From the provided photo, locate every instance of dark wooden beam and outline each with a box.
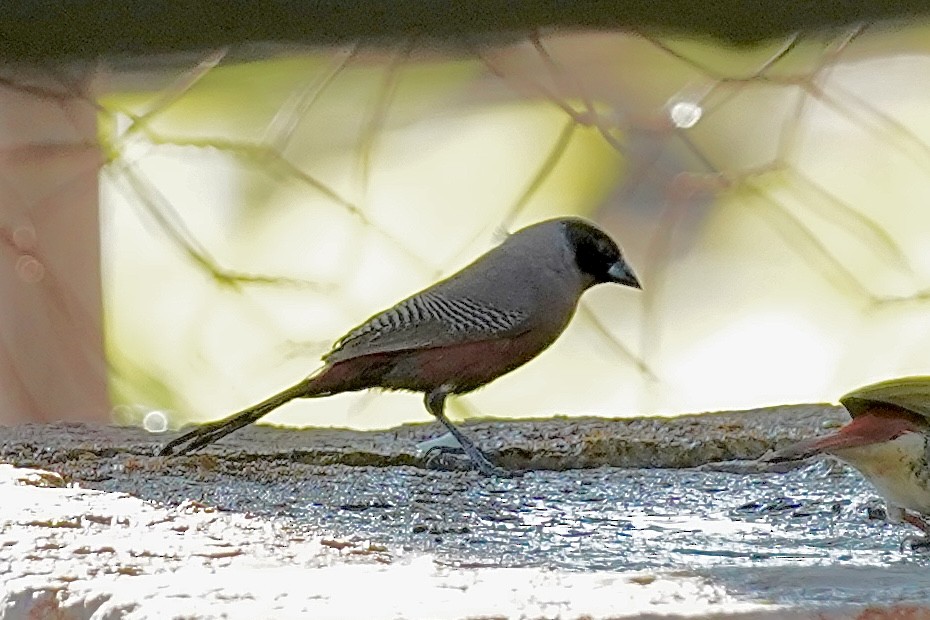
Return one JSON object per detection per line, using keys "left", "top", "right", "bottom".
{"left": 0, "top": 0, "right": 928, "bottom": 62}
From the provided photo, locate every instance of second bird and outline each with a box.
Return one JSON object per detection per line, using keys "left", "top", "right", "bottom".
{"left": 772, "top": 376, "right": 930, "bottom": 550}
{"left": 159, "top": 216, "right": 642, "bottom": 475}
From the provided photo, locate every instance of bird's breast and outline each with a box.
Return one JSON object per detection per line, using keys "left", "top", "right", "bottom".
{"left": 833, "top": 431, "right": 930, "bottom": 514}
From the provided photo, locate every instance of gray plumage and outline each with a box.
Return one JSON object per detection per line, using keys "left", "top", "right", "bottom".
{"left": 160, "top": 216, "right": 641, "bottom": 475}
{"left": 325, "top": 291, "right": 528, "bottom": 364}
{"left": 326, "top": 219, "right": 603, "bottom": 366}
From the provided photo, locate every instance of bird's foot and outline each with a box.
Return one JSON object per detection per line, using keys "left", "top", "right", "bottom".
{"left": 899, "top": 511, "right": 930, "bottom": 552}
{"left": 900, "top": 534, "right": 930, "bottom": 553}
{"left": 865, "top": 503, "right": 887, "bottom": 522}
{"left": 470, "top": 455, "right": 515, "bottom": 478}
{"left": 422, "top": 446, "right": 514, "bottom": 478}
{"left": 423, "top": 446, "right": 472, "bottom": 472}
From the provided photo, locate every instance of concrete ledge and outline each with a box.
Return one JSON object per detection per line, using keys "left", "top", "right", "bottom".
{"left": 4, "top": 409, "right": 929, "bottom": 619}
{"left": 3, "top": 463, "right": 926, "bottom": 620}
{"left": 0, "top": 403, "right": 843, "bottom": 472}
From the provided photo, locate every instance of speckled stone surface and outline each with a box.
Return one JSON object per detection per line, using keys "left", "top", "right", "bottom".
{"left": 5, "top": 405, "right": 930, "bottom": 619}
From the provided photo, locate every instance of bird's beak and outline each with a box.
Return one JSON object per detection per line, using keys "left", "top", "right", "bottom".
{"left": 607, "top": 261, "right": 641, "bottom": 289}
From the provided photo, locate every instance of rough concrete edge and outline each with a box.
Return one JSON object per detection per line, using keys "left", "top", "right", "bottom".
{"left": 0, "top": 403, "right": 845, "bottom": 473}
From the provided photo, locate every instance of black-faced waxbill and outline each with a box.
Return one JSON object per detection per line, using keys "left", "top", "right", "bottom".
{"left": 160, "top": 217, "right": 641, "bottom": 476}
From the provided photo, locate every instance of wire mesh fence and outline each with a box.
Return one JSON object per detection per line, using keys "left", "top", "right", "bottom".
{"left": 2, "top": 23, "right": 930, "bottom": 429}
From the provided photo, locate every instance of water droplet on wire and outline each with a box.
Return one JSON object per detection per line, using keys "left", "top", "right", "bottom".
{"left": 668, "top": 101, "right": 703, "bottom": 129}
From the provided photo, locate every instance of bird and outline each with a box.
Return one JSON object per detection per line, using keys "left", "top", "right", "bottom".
{"left": 159, "top": 216, "right": 642, "bottom": 476}
{"left": 771, "top": 376, "right": 930, "bottom": 550}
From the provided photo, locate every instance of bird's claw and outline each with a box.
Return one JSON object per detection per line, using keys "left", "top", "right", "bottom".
{"left": 422, "top": 446, "right": 515, "bottom": 478}
{"left": 899, "top": 534, "right": 930, "bottom": 553}
{"left": 423, "top": 446, "right": 471, "bottom": 472}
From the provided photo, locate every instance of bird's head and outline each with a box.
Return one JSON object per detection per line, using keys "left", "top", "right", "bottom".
{"left": 561, "top": 218, "right": 641, "bottom": 290}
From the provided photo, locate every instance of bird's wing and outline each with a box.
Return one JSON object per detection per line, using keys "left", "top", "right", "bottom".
{"left": 322, "top": 290, "right": 531, "bottom": 365}
{"left": 840, "top": 376, "right": 930, "bottom": 421}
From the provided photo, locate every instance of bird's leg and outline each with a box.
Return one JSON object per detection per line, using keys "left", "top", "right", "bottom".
{"left": 899, "top": 511, "right": 930, "bottom": 552}
{"left": 423, "top": 388, "right": 509, "bottom": 477}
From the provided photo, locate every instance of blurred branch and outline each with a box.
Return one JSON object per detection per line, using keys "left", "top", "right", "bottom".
{"left": 0, "top": 1, "right": 928, "bottom": 62}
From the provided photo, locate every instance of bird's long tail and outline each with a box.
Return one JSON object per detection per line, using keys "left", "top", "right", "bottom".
{"left": 159, "top": 376, "right": 323, "bottom": 456}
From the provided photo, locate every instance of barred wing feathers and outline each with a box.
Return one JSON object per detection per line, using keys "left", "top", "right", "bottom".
{"left": 322, "top": 291, "right": 530, "bottom": 365}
